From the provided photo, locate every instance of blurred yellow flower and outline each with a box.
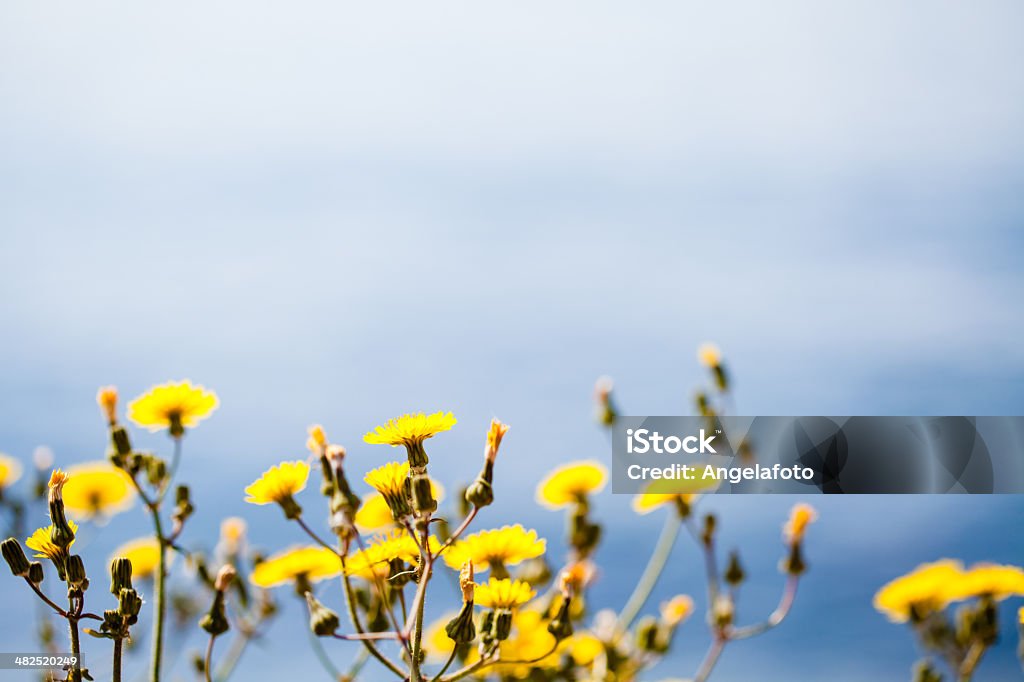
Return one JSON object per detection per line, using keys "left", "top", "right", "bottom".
{"left": 128, "top": 380, "right": 218, "bottom": 434}
{"left": 345, "top": 530, "right": 435, "bottom": 580}
{"left": 111, "top": 537, "right": 164, "bottom": 578}
{"left": 943, "top": 563, "right": 1024, "bottom": 602}
{"left": 363, "top": 412, "right": 457, "bottom": 447}
{"left": 0, "top": 454, "right": 23, "bottom": 490}
{"left": 494, "top": 610, "right": 561, "bottom": 677}
{"left": 874, "top": 559, "right": 964, "bottom": 623}
{"left": 1019, "top": 605, "right": 1024, "bottom": 625}
{"left": 783, "top": 503, "right": 818, "bottom": 544}
{"left": 354, "top": 493, "right": 395, "bottom": 532}
{"left": 96, "top": 385, "right": 118, "bottom": 423}
{"left": 564, "top": 632, "right": 603, "bottom": 666}
{"left": 632, "top": 492, "right": 700, "bottom": 515}
{"left": 697, "top": 342, "right": 722, "bottom": 368}
{"left": 536, "top": 461, "right": 607, "bottom": 509}
{"left": 442, "top": 525, "right": 546, "bottom": 573}
{"left": 26, "top": 520, "right": 79, "bottom": 562}
{"left": 661, "top": 595, "right": 694, "bottom": 626}
{"left": 250, "top": 546, "right": 341, "bottom": 588}
{"left": 61, "top": 462, "right": 136, "bottom": 519}
{"left": 220, "top": 517, "right": 247, "bottom": 554}
{"left": 244, "top": 461, "right": 310, "bottom": 505}
{"left": 306, "top": 424, "right": 328, "bottom": 453}
{"left": 475, "top": 578, "right": 535, "bottom": 610}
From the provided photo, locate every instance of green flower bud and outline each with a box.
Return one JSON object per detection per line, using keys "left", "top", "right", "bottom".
{"left": 2, "top": 538, "right": 30, "bottom": 577}
{"left": 411, "top": 472, "right": 436, "bottom": 515}
{"left": 465, "top": 461, "right": 495, "bottom": 509}
{"left": 480, "top": 610, "right": 496, "bottom": 645}
{"left": 66, "top": 555, "right": 87, "bottom": 589}
{"left": 701, "top": 514, "right": 717, "bottom": 548}
{"left": 493, "top": 610, "right": 513, "bottom": 642}
{"left": 305, "top": 592, "right": 340, "bottom": 637}
{"left": 146, "top": 457, "right": 167, "bottom": 487}
{"left": 781, "top": 542, "right": 806, "bottom": 576}
{"left": 444, "top": 601, "right": 477, "bottom": 644}
{"left": 724, "top": 551, "right": 745, "bottom": 586}
{"left": 28, "top": 562, "right": 44, "bottom": 584}
{"left": 635, "top": 616, "right": 662, "bottom": 653}
{"left": 110, "top": 426, "right": 133, "bottom": 458}
{"left": 118, "top": 588, "right": 142, "bottom": 619}
{"left": 110, "top": 557, "right": 133, "bottom": 595}
{"left": 200, "top": 592, "right": 230, "bottom": 636}
{"left": 547, "top": 597, "right": 574, "bottom": 641}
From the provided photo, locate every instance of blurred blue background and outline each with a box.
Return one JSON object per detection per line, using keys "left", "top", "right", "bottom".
{"left": 2, "top": 1, "right": 1024, "bottom": 679}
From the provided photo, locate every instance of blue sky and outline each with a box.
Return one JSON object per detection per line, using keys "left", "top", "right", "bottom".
{"left": 2, "top": 1, "right": 1024, "bottom": 679}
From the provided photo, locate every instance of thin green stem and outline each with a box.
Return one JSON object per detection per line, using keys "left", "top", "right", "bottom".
{"left": 149, "top": 503, "right": 167, "bottom": 682}
{"left": 693, "top": 635, "right": 726, "bottom": 682}
{"left": 616, "top": 511, "right": 681, "bottom": 631}
{"left": 307, "top": 628, "right": 341, "bottom": 681}
{"left": 409, "top": 524, "right": 430, "bottom": 682}
{"left": 429, "top": 649, "right": 458, "bottom": 682}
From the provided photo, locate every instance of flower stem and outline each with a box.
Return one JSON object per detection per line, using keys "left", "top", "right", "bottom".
{"left": 307, "top": 628, "right": 340, "bottom": 681}
{"left": 149, "top": 503, "right": 167, "bottom": 682}
{"left": 693, "top": 634, "right": 726, "bottom": 682}
{"left": 113, "top": 638, "right": 123, "bottom": 682}
{"left": 68, "top": 607, "right": 82, "bottom": 682}
{"left": 616, "top": 511, "right": 681, "bottom": 631}
{"left": 339, "top": 558, "right": 406, "bottom": 679}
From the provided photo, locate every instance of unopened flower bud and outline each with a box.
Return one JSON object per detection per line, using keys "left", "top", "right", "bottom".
{"left": 118, "top": 588, "right": 142, "bottom": 618}
{"left": 783, "top": 503, "right": 817, "bottom": 545}
{"left": 215, "top": 564, "right": 237, "bottom": 592}
{"left": 724, "top": 551, "right": 745, "bottom": 586}
{"left": 305, "top": 592, "right": 339, "bottom": 637}
{"left": 307, "top": 424, "right": 328, "bottom": 455}
{"left": 660, "top": 595, "right": 693, "bottom": 628}
{"left": 444, "top": 601, "right": 477, "bottom": 643}
{"left": 493, "top": 610, "right": 513, "bottom": 641}
{"left": 781, "top": 542, "right": 807, "bottom": 576}
{"left": 410, "top": 473, "right": 436, "bottom": 515}
{"left": 464, "top": 467, "right": 494, "bottom": 509}
{"left": 2, "top": 538, "right": 30, "bottom": 577}
{"left": 200, "top": 591, "right": 230, "bottom": 636}
{"left": 593, "top": 376, "right": 617, "bottom": 426}
{"left": 635, "top": 616, "right": 664, "bottom": 653}
{"left": 66, "top": 554, "right": 87, "bottom": 589}
{"left": 28, "top": 562, "right": 44, "bottom": 584}
{"left": 701, "top": 514, "right": 716, "bottom": 547}
{"left": 109, "top": 426, "right": 132, "bottom": 461}
{"left": 47, "top": 470, "right": 75, "bottom": 550}
{"left": 547, "top": 596, "right": 574, "bottom": 641}
{"left": 110, "top": 557, "right": 133, "bottom": 594}
{"left": 146, "top": 457, "right": 167, "bottom": 487}
{"left": 96, "top": 386, "right": 118, "bottom": 425}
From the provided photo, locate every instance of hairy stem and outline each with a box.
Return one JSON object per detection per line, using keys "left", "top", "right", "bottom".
{"left": 149, "top": 503, "right": 167, "bottom": 682}
{"left": 113, "top": 638, "right": 123, "bottom": 682}
{"left": 693, "top": 635, "right": 726, "bottom": 682}
{"left": 340, "top": 558, "right": 406, "bottom": 679}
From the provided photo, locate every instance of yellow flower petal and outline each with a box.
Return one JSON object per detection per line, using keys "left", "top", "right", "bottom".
{"left": 0, "top": 454, "right": 24, "bottom": 490}
{"left": 363, "top": 412, "right": 457, "bottom": 447}
{"left": 250, "top": 546, "right": 341, "bottom": 588}
{"left": 474, "top": 578, "right": 535, "bottom": 609}
{"left": 61, "top": 462, "right": 136, "bottom": 520}
{"left": 442, "top": 525, "right": 546, "bottom": 572}
{"left": 244, "top": 461, "right": 310, "bottom": 505}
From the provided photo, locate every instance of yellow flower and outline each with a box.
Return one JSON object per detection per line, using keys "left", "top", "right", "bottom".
{"left": 874, "top": 560, "right": 965, "bottom": 623}
{"left": 661, "top": 595, "right": 694, "bottom": 626}
{"left": 535, "top": 461, "right": 607, "bottom": 509}
{"left": 250, "top": 546, "right": 342, "bottom": 588}
{"left": 475, "top": 578, "right": 535, "bottom": 609}
{"left": 697, "top": 342, "right": 722, "bottom": 368}
{"left": 783, "top": 503, "right": 818, "bottom": 544}
{"left": 128, "top": 380, "right": 218, "bottom": 435}
{"left": 96, "top": 385, "right": 118, "bottom": 424}
{"left": 632, "top": 492, "right": 701, "bottom": 515}
{"left": 0, "top": 454, "right": 23, "bottom": 490}
{"left": 1018, "top": 605, "right": 1024, "bottom": 625}
{"left": 220, "top": 517, "right": 247, "bottom": 554}
{"left": 244, "top": 461, "right": 310, "bottom": 508}
{"left": 364, "top": 461, "right": 410, "bottom": 498}
{"left": 442, "top": 525, "right": 546, "bottom": 573}
{"left": 26, "top": 520, "right": 79, "bottom": 562}
{"left": 61, "top": 462, "right": 136, "bottom": 519}
{"left": 344, "top": 530, "right": 434, "bottom": 580}
{"left": 564, "top": 632, "right": 603, "bottom": 666}
{"left": 363, "top": 412, "right": 457, "bottom": 447}
{"left": 306, "top": 424, "right": 328, "bottom": 454}
{"left": 943, "top": 563, "right": 1024, "bottom": 602}
{"left": 354, "top": 493, "right": 396, "bottom": 532}
{"left": 111, "top": 537, "right": 165, "bottom": 578}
